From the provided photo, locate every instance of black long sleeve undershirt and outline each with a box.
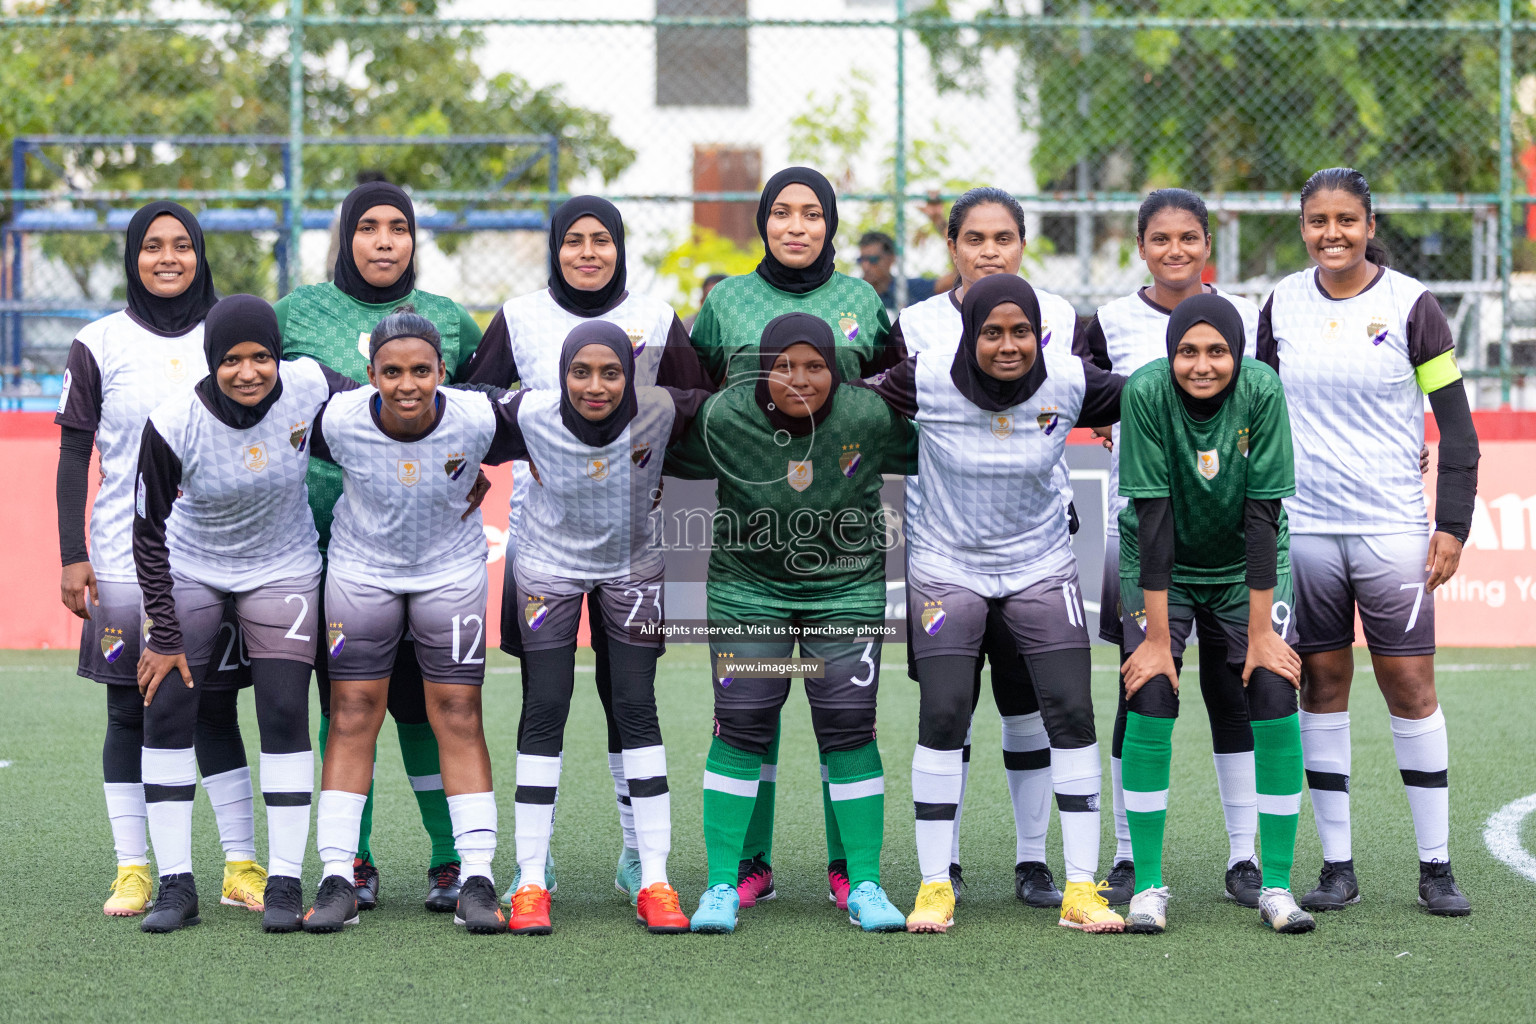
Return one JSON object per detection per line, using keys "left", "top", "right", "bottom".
{"left": 1135, "top": 496, "right": 1175, "bottom": 591}
{"left": 1426, "top": 379, "right": 1479, "bottom": 543}
{"left": 57, "top": 426, "right": 94, "bottom": 566}
{"left": 132, "top": 422, "right": 185, "bottom": 654}
{"left": 1244, "top": 498, "right": 1283, "bottom": 591}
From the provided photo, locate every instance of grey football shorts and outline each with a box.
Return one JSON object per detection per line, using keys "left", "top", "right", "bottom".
{"left": 324, "top": 570, "right": 491, "bottom": 685}
{"left": 1291, "top": 531, "right": 1436, "bottom": 657}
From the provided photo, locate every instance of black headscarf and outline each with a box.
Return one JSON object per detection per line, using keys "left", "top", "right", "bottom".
{"left": 548, "top": 196, "right": 628, "bottom": 317}
{"left": 951, "top": 274, "right": 1046, "bottom": 412}
{"left": 333, "top": 182, "right": 416, "bottom": 305}
{"left": 124, "top": 201, "right": 217, "bottom": 336}
{"left": 195, "top": 294, "right": 285, "bottom": 429}
{"left": 754, "top": 167, "right": 839, "bottom": 295}
{"left": 1165, "top": 292, "right": 1246, "bottom": 421}
{"left": 755, "top": 313, "right": 841, "bottom": 437}
{"left": 558, "top": 320, "right": 638, "bottom": 448}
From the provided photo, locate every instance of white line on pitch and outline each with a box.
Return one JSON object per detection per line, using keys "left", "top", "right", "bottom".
{"left": 1484, "top": 792, "right": 1536, "bottom": 885}
{"left": 0, "top": 760, "right": 11, "bottom": 768}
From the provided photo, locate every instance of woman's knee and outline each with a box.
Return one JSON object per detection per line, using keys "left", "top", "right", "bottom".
{"left": 713, "top": 705, "right": 778, "bottom": 755}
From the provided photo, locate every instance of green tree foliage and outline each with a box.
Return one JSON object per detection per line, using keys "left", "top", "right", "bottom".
{"left": 1, "top": 0, "right": 635, "bottom": 297}
{"left": 912, "top": 0, "right": 1532, "bottom": 277}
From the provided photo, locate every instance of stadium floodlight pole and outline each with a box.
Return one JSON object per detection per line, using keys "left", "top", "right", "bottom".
{"left": 287, "top": 0, "right": 306, "bottom": 296}
{"left": 894, "top": 0, "right": 909, "bottom": 310}
{"left": 1498, "top": 0, "right": 1513, "bottom": 407}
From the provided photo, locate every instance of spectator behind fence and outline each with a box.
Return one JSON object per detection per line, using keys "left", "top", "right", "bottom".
{"left": 858, "top": 231, "right": 935, "bottom": 315}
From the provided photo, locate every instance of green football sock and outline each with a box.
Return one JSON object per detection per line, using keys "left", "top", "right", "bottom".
{"left": 1253, "top": 714, "right": 1304, "bottom": 890}
{"left": 703, "top": 737, "right": 763, "bottom": 889}
{"left": 1122, "top": 712, "right": 1175, "bottom": 892}
{"left": 396, "top": 720, "right": 457, "bottom": 868}
{"left": 820, "top": 749, "right": 848, "bottom": 866}
{"left": 826, "top": 742, "right": 884, "bottom": 886}
{"left": 319, "top": 712, "right": 376, "bottom": 863}
{"left": 740, "top": 719, "right": 780, "bottom": 865}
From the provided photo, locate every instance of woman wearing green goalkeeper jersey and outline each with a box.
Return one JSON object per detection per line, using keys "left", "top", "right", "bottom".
{"left": 688, "top": 167, "right": 906, "bottom": 909}
{"left": 1116, "top": 293, "right": 1314, "bottom": 936}
{"left": 669, "top": 313, "right": 915, "bottom": 935}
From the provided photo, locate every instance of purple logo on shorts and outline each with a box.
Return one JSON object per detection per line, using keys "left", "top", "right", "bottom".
{"left": 327, "top": 624, "right": 345, "bottom": 659}
{"left": 525, "top": 598, "right": 549, "bottom": 631}
{"left": 101, "top": 627, "right": 125, "bottom": 663}
{"left": 920, "top": 605, "right": 945, "bottom": 636}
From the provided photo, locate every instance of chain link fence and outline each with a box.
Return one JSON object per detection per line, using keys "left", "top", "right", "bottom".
{"left": 4, "top": 2, "right": 1535, "bottom": 408}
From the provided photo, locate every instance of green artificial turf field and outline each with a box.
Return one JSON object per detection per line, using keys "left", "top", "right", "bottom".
{"left": 1, "top": 645, "right": 1532, "bottom": 1024}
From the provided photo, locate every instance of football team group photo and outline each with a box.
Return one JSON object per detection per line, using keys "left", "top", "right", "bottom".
{"left": 5, "top": 4, "right": 1535, "bottom": 1022}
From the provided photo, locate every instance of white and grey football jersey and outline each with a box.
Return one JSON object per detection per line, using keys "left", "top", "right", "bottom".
{"left": 903, "top": 346, "right": 1091, "bottom": 583}
{"left": 1086, "top": 286, "right": 1260, "bottom": 534}
{"left": 145, "top": 357, "right": 329, "bottom": 592}
{"left": 54, "top": 312, "right": 206, "bottom": 583}
{"left": 470, "top": 289, "right": 699, "bottom": 546}
{"left": 1261, "top": 266, "right": 1451, "bottom": 534}
{"left": 892, "top": 285, "right": 1079, "bottom": 523}
{"left": 315, "top": 386, "right": 500, "bottom": 592}
{"left": 512, "top": 388, "right": 678, "bottom": 580}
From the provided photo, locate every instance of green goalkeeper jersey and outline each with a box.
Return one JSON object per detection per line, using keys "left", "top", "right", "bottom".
{"left": 275, "top": 282, "right": 483, "bottom": 552}
{"left": 689, "top": 271, "right": 894, "bottom": 387}
{"left": 1117, "top": 356, "right": 1295, "bottom": 585}
{"left": 666, "top": 384, "right": 916, "bottom": 614}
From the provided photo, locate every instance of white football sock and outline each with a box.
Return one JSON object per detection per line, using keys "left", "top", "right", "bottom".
{"left": 1391, "top": 706, "right": 1450, "bottom": 863}
{"left": 623, "top": 745, "right": 672, "bottom": 889}
{"left": 104, "top": 781, "right": 148, "bottom": 868}
{"left": 1212, "top": 751, "right": 1258, "bottom": 869}
{"left": 1001, "top": 712, "right": 1052, "bottom": 864}
{"left": 316, "top": 789, "right": 368, "bottom": 881}
{"left": 202, "top": 766, "right": 256, "bottom": 862}
{"left": 1051, "top": 743, "right": 1103, "bottom": 884}
{"left": 1300, "top": 710, "right": 1353, "bottom": 862}
{"left": 912, "top": 744, "right": 963, "bottom": 885}
{"left": 260, "top": 750, "right": 314, "bottom": 880}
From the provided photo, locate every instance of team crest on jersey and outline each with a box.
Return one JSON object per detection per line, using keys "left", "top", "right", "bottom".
{"left": 1197, "top": 449, "right": 1220, "bottom": 480}
{"left": 1039, "top": 321, "right": 1053, "bottom": 348}
{"left": 839, "top": 443, "right": 861, "bottom": 478}
{"left": 626, "top": 326, "right": 647, "bottom": 356}
{"left": 524, "top": 597, "right": 549, "bottom": 631}
{"left": 357, "top": 332, "right": 372, "bottom": 359}
{"left": 444, "top": 453, "right": 467, "bottom": 480}
{"left": 1367, "top": 316, "right": 1389, "bottom": 345}
{"left": 327, "top": 622, "right": 346, "bottom": 659}
{"left": 1237, "top": 428, "right": 1250, "bottom": 458}
{"left": 398, "top": 459, "right": 420, "bottom": 487}
{"left": 1323, "top": 318, "right": 1343, "bottom": 341}
{"left": 289, "top": 421, "right": 309, "bottom": 451}
{"left": 838, "top": 314, "right": 859, "bottom": 343}
{"left": 990, "top": 414, "right": 1014, "bottom": 439}
{"left": 100, "top": 627, "right": 125, "bottom": 663}
{"left": 1036, "top": 406, "right": 1060, "bottom": 435}
{"left": 244, "top": 442, "right": 269, "bottom": 472}
{"left": 630, "top": 444, "right": 653, "bottom": 469}
{"left": 788, "top": 460, "right": 813, "bottom": 492}
{"left": 587, "top": 457, "right": 610, "bottom": 481}
{"left": 920, "top": 601, "right": 946, "bottom": 636}
{"left": 165, "top": 357, "right": 189, "bottom": 383}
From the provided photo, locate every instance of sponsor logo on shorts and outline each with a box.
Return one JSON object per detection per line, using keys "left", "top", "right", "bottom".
{"left": 444, "top": 453, "right": 467, "bottom": 480}
{"left": 289, "top": 421, "right": 309, "bottom": 451}
{"left": 1366, "top": 316, "right": 1388, "bottom": 344}
{"left": 1237, "top": 428, "right": 1250, "bottom": 457}
{"left": 1197, "top": 449, "right": 1220, "bottom": 480}
{"left": 327, "top": 622, "right": 345, "bottom": 659}
{"left": 165, "top": 356, "right": 189, "bottom": 383}
{"left": 626, "top": 326, "right": 646, "bottom": 356}
{"left": 1037, "top": 406, "right": 1060, "bottom": 435}
{"left": 990, "top": 413, "right": 1013, "bottom": 439}
{"left": 587, "top": 457, "right": 609, "bottom": 481}
{"left": 101, "top": 627, "right": 126, "bottom": 663}
{"left": 398, "top": 458, "right": 420, "bottom": 487}
{"left": 524, "top": 596, "right": 549, "bottom": 631}
{"left": 788, "top": 460, "right": 812, "bottom": 492}
{"left": 839, "top": 443, "right": 861, "bottom": 478}
{"left": 920, "top": 600, "right": 945, "bottom": 636}
{"left": 244, "top": 442, "right": 269, "bottom": 472}
{"left": 631, "top": 444, "right": 652, "bottom": 469}
{"left": 838, "top": 314, "right": 859, "bottom": 343}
